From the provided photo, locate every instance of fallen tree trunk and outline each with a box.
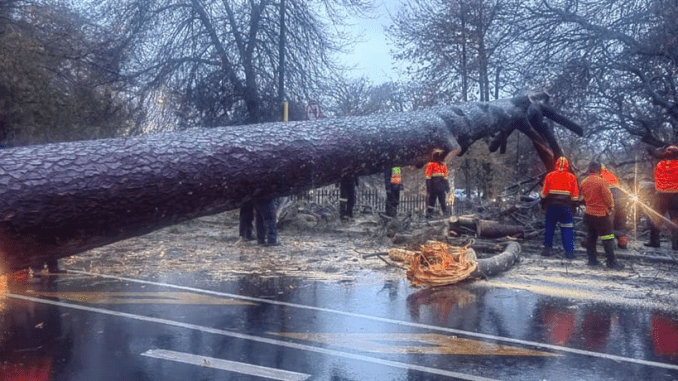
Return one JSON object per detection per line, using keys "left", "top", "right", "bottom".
{"left": 0, "top": 94, "right": 581, "bottom": 271}
{"left": 472, "top": 241, "right": 522, "bottom": 278}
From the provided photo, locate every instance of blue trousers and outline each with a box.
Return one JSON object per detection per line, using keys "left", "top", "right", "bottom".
{"left": 544, "top": 204, "right": 574, "bottom": 253}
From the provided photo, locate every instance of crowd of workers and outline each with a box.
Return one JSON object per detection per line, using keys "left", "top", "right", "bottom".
{"left": 541, "top": 144, "right": 678, "bottom": 269}
{"left": 234, "top": 145, "right": 678, "bottom": 272}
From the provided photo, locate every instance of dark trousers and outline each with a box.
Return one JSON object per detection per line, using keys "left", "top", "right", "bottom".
{"left": 254, "top": 199, "right": 278, "bottom": 244}
{"left": 239, "top": 201, "right": 254, "bottom": 239}
{"left": 647, "top": 192, "right": 678, "bottom": 247}
{"left": 339, "top": 179, "right": 356, "bottom": 218}
{"left": 584, "top": 213, "right": 615, "bottom": 263}
{"left": 611, "top": 188, "right": 627, "bottom": 234}
{"left": 385, "top": 189, "right": 400, "bottom": 217}
{"left": 426, "top": 190, "right": 448, "bottom": 217}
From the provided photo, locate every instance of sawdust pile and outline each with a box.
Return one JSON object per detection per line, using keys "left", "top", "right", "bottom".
{"left": 389, "top": 241, "right": 478, "bottom": 287}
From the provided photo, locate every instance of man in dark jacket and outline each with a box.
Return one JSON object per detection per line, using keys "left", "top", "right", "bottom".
{"left": 339, "top": 175, "right": 359, "bottom": 221}
{"left": 254, "top": 198, "right": 280, "bottom": 246}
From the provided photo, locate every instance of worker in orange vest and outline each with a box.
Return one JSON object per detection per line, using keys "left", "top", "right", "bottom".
{"left": 600, "top": 164, "right": 629, "bottom": 249}
{"left": 540, "top": 156, "right": 579, "bottom": 258}
{"left": 646, "top": 145, "right": 678, "bottom": 249}
{"left": 425, "top": 150, "right": 450, "bottom": 218}
{"left": 580, "top": 161, "right": 623, "bottom": 269}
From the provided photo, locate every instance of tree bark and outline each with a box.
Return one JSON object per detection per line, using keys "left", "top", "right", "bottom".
{"left": 472, "top": 241, "right": 522, "bottom": 278}
{"left": 0, "top": 94, "right": 581, "bottom": 270}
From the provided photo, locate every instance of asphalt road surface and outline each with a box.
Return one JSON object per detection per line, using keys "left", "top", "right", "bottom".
{"left": 2, "top": 266, "right": 677, "bottom": 381}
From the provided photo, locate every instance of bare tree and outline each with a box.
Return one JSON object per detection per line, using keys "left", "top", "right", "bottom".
{"left": 89, "top": 0, "right": 372, "bottom": 130}
{"left": 515, "top": 0, "right": 678, "bottom": 147}
{"left": 388, "top": 0, "right": 520, "bottom": 103}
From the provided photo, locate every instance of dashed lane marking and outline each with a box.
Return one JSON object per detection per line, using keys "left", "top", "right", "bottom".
{"left": 142, "top": 349, "right": 311, "bottom": 381}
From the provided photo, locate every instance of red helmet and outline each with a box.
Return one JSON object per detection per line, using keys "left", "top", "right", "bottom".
{"left": 617, "top": 235, "right": 628, "bottom": 249}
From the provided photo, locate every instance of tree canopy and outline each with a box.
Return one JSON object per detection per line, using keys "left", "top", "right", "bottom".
{"left": 83, "top": 0, "right": 373, "bottom": 130}
{"left": 0, "top": 0, "right": 134, "bottom": 146}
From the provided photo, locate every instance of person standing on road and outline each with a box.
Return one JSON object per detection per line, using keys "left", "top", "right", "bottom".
{"left": 580, "top": 161, "right": 624, "bottom": 269}
{"left": 254, "top": 198, "right": 280, "bottom": 246}
{"left": 239, "top": 200, "right": 255, "bottom": 241}
{"left": 384, "top": 167, "right": 403, "bottom": 217}
{"left": 646, "top": 145, "right": 678, "bottom": 249}
{"left": 540, "top": 156, "right": 579, "bottom": 258}
{"left": 600, "top": 164, "right": 629, "bottom": 249}
{"left": 425, "top": 149, "right": 450, "bottom": 218}
{"left": 339, "top": 175, "right": 359, "bottom": 221}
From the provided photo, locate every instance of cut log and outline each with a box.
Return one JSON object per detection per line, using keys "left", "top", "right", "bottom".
{"left": 472, "top": 241, "right": 522, "bottom": 278}
{"left": 476, "top": 220, "right": 525, "bottom": 239}
{"left": 0, "top": 94, "right": 582, "bottom": 271}
{"left": 449, "top": 216, "right": 525, "bottom": 239}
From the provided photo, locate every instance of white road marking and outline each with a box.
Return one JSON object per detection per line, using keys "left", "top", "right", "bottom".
{"left": 7, "top": 293, "right": 498, "bottom": 381}
{"left": 141, "top": 349, "right": 310, "bottom": 381}
{"left": 64, "top": 270, "right": 678, "bottom": 371}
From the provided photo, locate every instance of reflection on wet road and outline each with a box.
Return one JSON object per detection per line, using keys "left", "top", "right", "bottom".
{"left": 1, "top": 270, "right": 677, "bottom": 380}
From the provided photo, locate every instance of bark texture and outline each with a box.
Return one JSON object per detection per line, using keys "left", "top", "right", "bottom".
{"left": 0, "top": 94, "right": 580, "bottom": 270}
{"left": 472, "top": 241, "right": 522, "bottom": 278}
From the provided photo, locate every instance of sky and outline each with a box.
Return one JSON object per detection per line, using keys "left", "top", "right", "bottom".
{"left": 341, "top": 2, "right": 401, "bottom": 85}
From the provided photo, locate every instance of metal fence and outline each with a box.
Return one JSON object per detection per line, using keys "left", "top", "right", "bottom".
{"left": 292, "top": 188, "right": 468, "bottom": 215}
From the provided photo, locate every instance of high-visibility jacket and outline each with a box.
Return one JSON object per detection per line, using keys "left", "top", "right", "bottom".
{"left": 580, "top": 173, "right": 614, "bottom": 217}
{"left": 390, "top": 167, "right": 402, "bottom": 185}
{"left": 654, "top": 159, "right": 678, "bottom": 193}
{"left": 425, "top": 162, "right": 448, "bottom": 179}
{"left": 425, "top": 161, "right": 449, "bottom": 194}
{"left": 541, "top": 157, "right": 580, "bottom": 204}
{"left": 600, "top": 166, "right": 621, "bottom": 189}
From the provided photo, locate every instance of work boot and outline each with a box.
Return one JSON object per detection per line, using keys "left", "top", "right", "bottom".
{"left": 585, "top": 238, "right": 599, "bottom": 266}
{"left": 540, "top": 246, "right": 553, "bottom": 257}
{"left": 603, "top": 239, "right": 623, "bottom": 270}
{"left": 644, "top": 228, "right": 661, "bottom": 248}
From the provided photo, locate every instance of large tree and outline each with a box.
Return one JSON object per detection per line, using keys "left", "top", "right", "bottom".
{"left": 88, "top": 0, "right": 372, "bottom": 130}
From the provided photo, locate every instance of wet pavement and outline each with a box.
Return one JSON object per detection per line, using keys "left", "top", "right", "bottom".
{"left": 1, "top": 268, "right": 678, "bottom": 381}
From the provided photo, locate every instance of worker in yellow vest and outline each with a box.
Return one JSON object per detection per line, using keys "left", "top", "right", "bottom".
{"left": 384, "top": 167, "right": 403, "bottom": 217}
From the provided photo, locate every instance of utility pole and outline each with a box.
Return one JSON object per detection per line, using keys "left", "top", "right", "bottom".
{"left": 279, "top": 0, "right": 287, "bottom": 121}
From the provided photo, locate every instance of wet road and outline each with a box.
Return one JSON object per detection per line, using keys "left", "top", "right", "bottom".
{"left": 1, "top": 270, "right": 678, "bottom": 380}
